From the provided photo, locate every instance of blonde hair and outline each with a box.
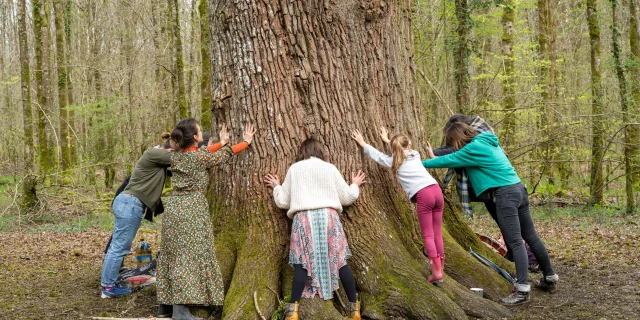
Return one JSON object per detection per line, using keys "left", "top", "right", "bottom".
{"left": 390, "top": 134, "right": 410, "bottom": 175}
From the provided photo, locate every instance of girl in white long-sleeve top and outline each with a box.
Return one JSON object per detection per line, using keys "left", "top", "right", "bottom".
{"left": 351, "top": 128, "right": 445, "bottom": 285}
{"left": 264, "top": 137, "right": 366, "bottom": 320}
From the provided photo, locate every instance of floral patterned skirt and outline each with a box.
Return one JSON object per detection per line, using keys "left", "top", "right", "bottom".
{"left": 289, "top": 208, "right": 351, "bottom": 300}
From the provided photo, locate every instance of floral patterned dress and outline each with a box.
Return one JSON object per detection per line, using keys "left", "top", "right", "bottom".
{"left": 289, "top": 208, "right": 351, "bottom": 300}
{"left": 157, "top": 145, "right": 233, "bottom": 305}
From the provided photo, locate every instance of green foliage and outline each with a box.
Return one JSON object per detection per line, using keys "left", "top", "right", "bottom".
{"left": 271, "top": 295, "right": 291, "bottom": 320}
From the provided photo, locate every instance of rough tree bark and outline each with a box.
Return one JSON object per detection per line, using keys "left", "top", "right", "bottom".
{"left": 206, "top": 1, "right": 513, "bottom": 319}
{"left": 586, "top": 0, "right": 605, "bottom": 205}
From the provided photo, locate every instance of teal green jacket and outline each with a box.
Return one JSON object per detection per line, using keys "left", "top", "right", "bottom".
{"left": 422, "top": 132, "right": 520, "bottom": 196}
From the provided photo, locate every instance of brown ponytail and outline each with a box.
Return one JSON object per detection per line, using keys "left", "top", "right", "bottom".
{"left": 390, "top": 134, "right": 410, "bottom": 175}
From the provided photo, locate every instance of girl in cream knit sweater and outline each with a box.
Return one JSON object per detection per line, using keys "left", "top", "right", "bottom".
{"left": 264, "top": 138, "right": 365, "bottom": 320}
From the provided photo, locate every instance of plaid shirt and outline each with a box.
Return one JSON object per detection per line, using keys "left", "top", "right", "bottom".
{"left": 442, "top": 116, "right": 495, "bottom": 217}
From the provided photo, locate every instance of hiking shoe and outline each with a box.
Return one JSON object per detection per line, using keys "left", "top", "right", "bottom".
{"left": 157, "top": 304, "right": 173, "bottom": 318}
{"left": 501, "top": 286, "right": 530, "bottom": 305}
{"left": 101, "top": 285, "right": 131, "bottom": 298}
{"left": 535, "top": 274, "right": 559, "bottom": 293}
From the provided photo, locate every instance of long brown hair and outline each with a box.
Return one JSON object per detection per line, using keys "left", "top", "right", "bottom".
{"left": 390, "top": 134, "right": 410, "bottom": 175}
{"left": 444, "top": 122, "right": 478, "bottom": 151}
{"left": 296, "top": 137, "right": 326, "bottom": 162}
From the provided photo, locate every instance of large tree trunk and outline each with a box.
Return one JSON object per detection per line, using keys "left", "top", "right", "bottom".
{"left": 207, "top": 1, "right": 513, "bottom": 319}
{"left": 586, "top": 0, "right": 605, "bottom": 205}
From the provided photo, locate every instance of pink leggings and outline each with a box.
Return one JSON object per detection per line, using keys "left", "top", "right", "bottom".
{"left": 415, "top": 184, "right": 445, "bottom": 259}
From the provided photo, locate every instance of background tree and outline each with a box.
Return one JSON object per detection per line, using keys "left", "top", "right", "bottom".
{"left": 455, "top": 0, "right": 472, "bottom": 112}
{"left": 33, "top": 0, "right": 50, "bottom": 177}
{"left": 501, "top": 0, "right": 516, "bottom": 146}
{"left": 18, "top": 0, "right": 37, "bottom": 210}
{"left": 587, "top": 0, "right": 605, "bottom": 205}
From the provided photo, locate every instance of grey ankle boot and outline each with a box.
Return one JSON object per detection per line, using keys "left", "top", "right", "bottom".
{"left": 172, "top": 305, "right": 203, "bottom": 320}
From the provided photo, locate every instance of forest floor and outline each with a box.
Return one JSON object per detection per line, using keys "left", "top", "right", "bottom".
{"left": 0, "top": 187, "right": 639, "bottom": 319}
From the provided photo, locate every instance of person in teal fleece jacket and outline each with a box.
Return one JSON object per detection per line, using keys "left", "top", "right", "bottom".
{"left": 422, "top": 122, "right": 559, "bottom": 305}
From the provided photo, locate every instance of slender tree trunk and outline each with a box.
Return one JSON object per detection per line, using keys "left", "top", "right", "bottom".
{"left": 538, "top": 0, "right": 558, "bottom": 186}
{"left": 53, "top": 0, "right": 72, "bottom": 172}
{"left": 170, "top": 0, "right": 188, "bottom": 118}
{"left": 19, "top": 0, "right": 38, "bottom": 210}
{"left": 198, "top": 0, "right": 212, "bottom": 130}
{"left": 611, "top": 0, "right": 632, "bottom": 212}
{"left": 629, "top": 0, "right": 640, "bottom": 210}
{"left": 187, "top": 0, "right": 196, "bottom": 117}
{"left": 64, "top": 0, "right": 76, "bottom": 164}
{"left": 501, "top": 0, "right": 516, "bottom": 147}
{"left": 33, "top": 0, "right": 51, "bottom": 177}
{"left": 454, "top": 0, "right": 471, "bottom": 113}
{"left": 208, "top": 1, "right": 513, "bottom": 319}
{"left": 586, "top": 0, "right": 604, "bottom": 205}
{"left": 18, "top": 0, "right": 34, "bottom": 168}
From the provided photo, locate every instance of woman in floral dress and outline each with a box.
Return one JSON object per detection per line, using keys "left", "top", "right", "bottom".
{"left": 157, "top": 118, "right": 255, "bottom": 320}
{"left": 264, "top": 138, "right": 367, "bottom": 320}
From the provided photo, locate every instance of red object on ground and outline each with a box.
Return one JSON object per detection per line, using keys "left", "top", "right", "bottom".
{"left": 475, "top": 232, "right": 507, "bottom": 256}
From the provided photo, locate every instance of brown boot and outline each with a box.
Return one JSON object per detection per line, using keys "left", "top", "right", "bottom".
{"left": 345, "top": 301, "right": 361, "bottom": 320}
{"left": 428, "top": 257, "right": 444, "bottom": 284}
{"left": 284, "top": 302, "right": 299, "bottom": 320}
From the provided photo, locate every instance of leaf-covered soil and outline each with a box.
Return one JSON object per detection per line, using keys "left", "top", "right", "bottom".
{"left": 0, "top": 207, "right": 638, "bottom": 319}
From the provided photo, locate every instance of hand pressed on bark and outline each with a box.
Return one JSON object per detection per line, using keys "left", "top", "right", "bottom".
{"left": 264, "top": 174, "right": 280, "bottom": 188}
{"left": 380, "top": 126, "right": 391, "bottom": 144}
{"left": 218, "top": 124, "right": 229, "bottom": 146}
{"left": 351, "top": 170, "right": 367, "bottom": 187}
{"left": 350, "top": 129, "right": 366, "bottom": 147}
{"left": 242, "top": 123, "right": 256, "bottom": 145}
{"left": 425, "top": 141, "right": 436, "bottom": 159}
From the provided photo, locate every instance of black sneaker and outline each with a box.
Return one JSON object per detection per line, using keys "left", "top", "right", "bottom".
{"left": 535, "top": 274, "right": 558, "bottom": 293}
{"left": 501, "top": 289, "right": 530, "bottom": 305}
{"left": 157, "top": 304, "right": 173, "bottom": 318}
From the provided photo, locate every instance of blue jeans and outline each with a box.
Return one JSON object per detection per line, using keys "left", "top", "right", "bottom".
{"left": 494, "top": 183, "right": 554, "bottom": 286}
{"left": 101, "top": 193, "right": 144, "bottom": 287}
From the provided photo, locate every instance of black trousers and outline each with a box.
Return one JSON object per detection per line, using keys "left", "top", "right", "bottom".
{"left": 493, "top": 183, "right": 554, "bottom": 285}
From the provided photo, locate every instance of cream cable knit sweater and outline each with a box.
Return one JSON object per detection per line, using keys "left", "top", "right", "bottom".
{"left": 273, "top": 157, "right": 360, "bottom": 219}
